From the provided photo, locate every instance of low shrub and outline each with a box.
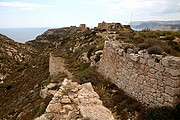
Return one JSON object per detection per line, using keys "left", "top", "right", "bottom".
{"left": 123, "top": 44, "right": 134, "bottom": 53}
{"left": 145, "top": 105, "right": 179, "bottom": 120}
{"left": 138, "top": 43, "right": 150, "bottom": 50}
{"left": 73, "top": 67, "right": 106, "bottom": 85}
{"left": 147, "top": 46, "right": 162, "bottom": 55}
{"left": 132, "top": 36, "right": 145, "bottom": 44}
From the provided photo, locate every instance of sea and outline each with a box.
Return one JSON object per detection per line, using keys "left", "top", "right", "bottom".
{"left": 0, "top": 28, "right": 49, "bottom": 43}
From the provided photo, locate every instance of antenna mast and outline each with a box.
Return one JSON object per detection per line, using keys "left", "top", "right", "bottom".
{"left": 130, "top": 7, "right": 133, "bottom": 27}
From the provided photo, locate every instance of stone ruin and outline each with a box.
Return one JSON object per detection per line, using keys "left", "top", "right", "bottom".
{"left": 98, "top": 21, "right": 131, "bottom": 31}
{"left": 79, "top": 24, "right": 87, "bottom": 31}
{"left": 36, "top": 78, "right": 114, "bottom": 120}
{"left": 99, "top": 41, "right": 180, "bottom": 107}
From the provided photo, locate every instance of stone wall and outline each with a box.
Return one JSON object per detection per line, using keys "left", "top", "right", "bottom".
{"left": 49, "top": 53, "right": 72, "bottom": 78}
{"left": 99, "top": 41, "right": 180, "bottom": 107}
{"left": 36, "top": 78, "right": 114, "bottom": 120}
{"left": 79, "top": 24, "right": 87, "bottom": 31}
{"left": 98, "top": 21, "right": 123, "bottom": 31}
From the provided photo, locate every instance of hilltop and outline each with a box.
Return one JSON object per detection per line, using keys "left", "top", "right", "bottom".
{"left": 0, "top": 23, "right": 179, "bottom": 120}
{"left": 0, "top": 34, "right": 36, "bottom": 83}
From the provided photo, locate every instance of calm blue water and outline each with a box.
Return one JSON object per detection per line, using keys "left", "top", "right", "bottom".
{"left": 0, "top": 28, "right": 48, "bottom": 43}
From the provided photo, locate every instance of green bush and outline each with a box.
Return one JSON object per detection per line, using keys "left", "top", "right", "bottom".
{"left": 73, "top": 67, "right": 105, "bottom": 85}
{"left": 147, "top": 46, "right": 162, "bottom": 55}
{"left": 145, "top": 105, "right": 180, "bottom": 120}
{"left": 138, "top": 43, "right": 150, "bottom": 50}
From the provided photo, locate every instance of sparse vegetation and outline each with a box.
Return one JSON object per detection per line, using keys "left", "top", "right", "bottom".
{"left": 147, "top": 46, "right": 163, "bottom": 55}
{"left": 116, "top": 30, "right": 180, "bottom": 56}
{"left": 0, "top": 27, "right": 180, "bottom": 120}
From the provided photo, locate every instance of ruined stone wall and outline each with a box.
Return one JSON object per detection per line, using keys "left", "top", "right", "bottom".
{"left": 98, "top": 21, "right": 123, "bottom": 31}
{"left": 49, "top": 53, "right": 63, "bottom": 76}
{"left": 36, "top": 78, "right": 114, "bottom": 120}
{"left": 49, "top": 53, "right": 72, "bottom": 78}
{"left": 99, "top": 41, "right": 180, "bottom": 107}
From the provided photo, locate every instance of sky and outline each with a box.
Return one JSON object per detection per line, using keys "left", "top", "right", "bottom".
{"left": 0, "top": 0, "right": 180, "bottom": 28}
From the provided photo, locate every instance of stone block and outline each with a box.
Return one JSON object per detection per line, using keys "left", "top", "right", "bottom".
{"left": 166, "top": 68, "right": 180, "bottom": 77}
{"left": 104, "top": 41, "right": 110, "bottom": 48}
{"left": 161, "top": 57, "right": 171, "bottom": 67}
{"left": 79, "top": 105, "right": 114, "bottom": 120}
{"left": 151, "top": 88, "right": 156, "bottom": 93}
{"left": 153, "top": 84, "right": 158, "bottom": 90}
{"left": 130, "top": 53, "right": 140, "bottom": 62}
{"left": 147, "top": 59, "right": 155, "bottom": 67}
{"left": 156, "top": 90, "right": 161, "bottom": 98}
{"left": 143, "top": 96, "right": 150, "bottom": 104}
{"left": 150, "top": 78, "right": 157, "bottom": 85}
{"left": 46, "top": 103, "right": 62, "bottom": 113}
{"left": 157, "top": 97, "right": 164, "bottom": 104}
{"left": 158, "top": 85, "right": 165, "bottom": 92}
{"left": 155, "top": 72, "right": 163, "bottom": 81}
{"left": 155, "top": 63, "right": 164, "bottom": 72}
{"left": 148, "top": 72, "right": 154, "bottom": 78}
{"left": 162, "top": 93, "right": 177, "bottom": 104}
{"left": 150, "top": 68, "right": 157, "bottom": 74}
{"left": 164, "top": 102, "right": 172, "bottom": 106}
{"left": 127, "top": 61, "right": 134, "bottom": 69}
{"left": 170, "top": 57, "right": 180, "bottom": 68}
{"left": 61, "top": 95, "right": 71, "bottom": 104}
{"left": 127, "top": 48, "right": 133, "bottom": 54}
{"left": 164, "top": 78, "right": 180, "bottom": 88}
{"left": 118, "top": 49, "right": 124, "bottom": 56}
{"left": 139, "top": 57, "right": 146, "bottom": 64}
{"left": 144, "top": 53, "right": 150, "bottom": 59}
{"left": 165, "top": 86, "right": 176, "bottom": 97}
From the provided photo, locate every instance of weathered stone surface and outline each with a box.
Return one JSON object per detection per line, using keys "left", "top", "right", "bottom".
{"left": 40, "top": 87, "right": 49, "bottom": 99}
{"left": 166, "top": 68, "right": 180, "bottom": 77}
{"left": 170, "top": 57, "right": 180, "bottom": 68}
{"left": 157, "top": 97, "right": 164, "bottom": 104}
{"left": 98, "top": 41, "right": 180, "bottom": 107}
{"left": 47, "top": 83, "right": 57, "bottom": 89}
{"left": 164, "top": 78, "right": 180, "bottom": 88}
{"left": 139, "top": 57, "right": 146, "bottom": 64}
{"left": 165, "top": 86, "right": 176, "bottom": 97}
{"left": 118, "top": 49, "right": 124, "bottom": 56}
{"left": 61, "top": 95, "right": 71, "bottom": 104}
{"left": 155, "top": 63, "right": 164, "bottom": 72}
{"left": 127, "top": 48, "right": 133, "bottom": 54}
{"left": 46, "top": 103, "right": 62, "bottom": 113}
{"left": 36, "top": 79, "right": 114, "bottom": 120}
{"left": 155, "top": 72, "right": 163, "bottom": 81}
{"left": 147, "top": 59, "right": 155, "bottom": 67}
{"left": 130, "top": 53, "right": 140, "bottom": 62}
{"left": 161, "top": 57, "right": 171, "bottom": 67}
{"left": 79, "top": 105, "right": 114, "bottom": 120}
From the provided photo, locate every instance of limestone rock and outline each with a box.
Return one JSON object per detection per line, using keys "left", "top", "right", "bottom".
{"left": 130, "top": 53, "right": 140, "bottom": 62}
{"left": 79, "top": 105, "right": 114, "bottom": 120}
{"left": 147, "top": 59, "right": 155, "bottom": 67}
{"left": 47, "top": 83, "right": 57, "bottom": 90}
{"left": 36, "top": 78, "right": 114, "bottom": 120}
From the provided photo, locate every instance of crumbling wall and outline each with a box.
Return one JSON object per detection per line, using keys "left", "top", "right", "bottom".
{"left": 98, "top": 21, "right": 123, "bottom": 31}
{"left": 99, "top": 41, "right": 180, "bottom": 107}
{"left": 49, "top": 53, "right": 72, "bottom": 78}
{"left": 36, "top": 78, "right": 114, "bottom": 120}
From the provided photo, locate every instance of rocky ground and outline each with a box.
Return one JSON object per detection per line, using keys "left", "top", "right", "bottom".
{"left": 0, "top": 34, "right": 35, "bottom": 82}
{"left": 0, "top": 27, "right": 179, "bottom": 120}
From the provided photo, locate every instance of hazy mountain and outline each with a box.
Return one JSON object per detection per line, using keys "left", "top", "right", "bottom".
{"left": 131, "top": 20, "right": 180, "bottom": 31}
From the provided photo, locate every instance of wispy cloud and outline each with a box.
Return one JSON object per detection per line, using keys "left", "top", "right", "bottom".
{"left": 0, "top": 2, "right": 53, "bottom": 10}
{"left": 92, "top": 0, "right": 180, "bottom": 16}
